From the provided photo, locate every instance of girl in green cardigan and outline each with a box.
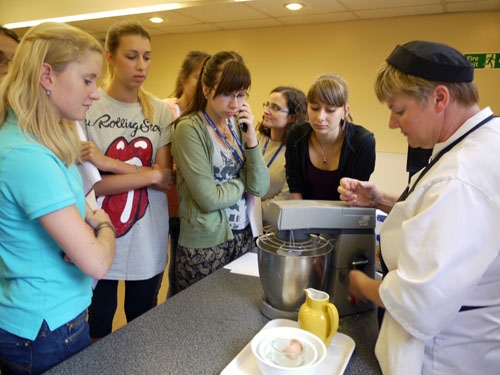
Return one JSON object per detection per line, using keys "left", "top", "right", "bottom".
{"left": 172, "top": 51, "right": 269, "bottom": 291}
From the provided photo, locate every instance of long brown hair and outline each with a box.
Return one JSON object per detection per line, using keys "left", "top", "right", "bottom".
{"left": 307, "top": 73, "right": 353, "bottom": 124}
{"left": 257, "top": 86, "right": 307, "bottom": 144}
{"left": 103, "top": 20, "right": 156, "bottom": 123}
{"left": 183, "top": 51, "right": 251, "bottom": 115}
{"left": 170, "top": 50, "right": 210, "bottom": 98}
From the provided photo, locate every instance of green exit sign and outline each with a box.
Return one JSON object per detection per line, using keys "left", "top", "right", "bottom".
{"left": 465, "top": 53, "right": 500, "bottom": 69}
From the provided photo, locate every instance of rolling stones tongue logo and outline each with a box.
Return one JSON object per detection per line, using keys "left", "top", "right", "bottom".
{"left": 101, "top": 137, "right": 152, "bottom": 237}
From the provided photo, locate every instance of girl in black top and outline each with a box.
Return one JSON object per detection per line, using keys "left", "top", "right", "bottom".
{"left": 286, "top": 73, "right": 375, "bottom": 200}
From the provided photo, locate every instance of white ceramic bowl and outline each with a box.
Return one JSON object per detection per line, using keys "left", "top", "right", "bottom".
{"left": 251, "top": 327, "right": 327, "bottom": 375}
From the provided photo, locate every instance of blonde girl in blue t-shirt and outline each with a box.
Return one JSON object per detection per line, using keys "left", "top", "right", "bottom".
{"left": 0, "top": 22, "right": 116, "bottom": 375}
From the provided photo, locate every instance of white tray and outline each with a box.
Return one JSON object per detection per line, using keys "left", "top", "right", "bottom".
{"left": 220, "top": 319, "right": 355, "bottom": 375}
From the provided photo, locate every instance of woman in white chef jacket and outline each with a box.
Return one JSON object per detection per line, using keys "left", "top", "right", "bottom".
{"left": 338, "top": 40, "right": 500, "bottom": 374}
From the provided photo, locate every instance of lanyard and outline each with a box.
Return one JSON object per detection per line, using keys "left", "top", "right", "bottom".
{"left": 261, "top": 137, "right": 284, "bottom": 168}
{"left": 202, "top": 110, "right": 244, "bottom": 167}
{"left": 397, "top": 114, "right": 495, "bottom": 201}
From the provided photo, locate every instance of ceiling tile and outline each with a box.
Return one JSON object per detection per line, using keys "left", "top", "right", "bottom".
{"left": 174, "top": 2, "right": 268, "bottom": 22}
{"left": 278, "top": 12, "right": 358, "bottom": 25}
{"left": 2, "top": 0, "right": 499, "bottom": 38}
{"left": 447, "top": 0, "right": 500, "bottom": 12}
{"left": 212, "top": 18, "right": 285, "bottom": 30}
{"left": 244, "top": 0, "right": 348, "bottom": 16}
{"left": 354, "top": 4, "right": 444, "bottom": 19}
{"left": 339, "top": 0, "right": 442, "bottom": 10}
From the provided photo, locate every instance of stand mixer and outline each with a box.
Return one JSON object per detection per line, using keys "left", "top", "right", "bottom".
{"left": 257, "top": 200, "right": 376, "bottom": 320}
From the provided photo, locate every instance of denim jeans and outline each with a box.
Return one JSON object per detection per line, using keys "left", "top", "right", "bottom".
{"left": 0, "top": 310, "right": 90, "bottom": 375}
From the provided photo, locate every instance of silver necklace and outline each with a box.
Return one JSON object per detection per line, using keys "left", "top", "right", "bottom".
{"left": 317, "top": 140, "right": 328, "bottom": 165}
{"left": 314, "top": 130, "right": 345, "bottom": 166}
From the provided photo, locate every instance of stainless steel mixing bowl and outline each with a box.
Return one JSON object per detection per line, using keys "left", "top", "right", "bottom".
{"left": 257, "top": 231, "right": 334, "bottom": 312}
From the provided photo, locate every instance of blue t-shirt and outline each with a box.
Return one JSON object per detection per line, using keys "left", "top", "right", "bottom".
{"left": 0, "top": 111, "right": 91, "bottom": 340}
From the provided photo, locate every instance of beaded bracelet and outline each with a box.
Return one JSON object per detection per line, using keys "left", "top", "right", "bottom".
{"left": 95, "top": 222, "right": 116, "bottom": 236}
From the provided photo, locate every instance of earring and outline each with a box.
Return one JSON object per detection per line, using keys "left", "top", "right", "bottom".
{"left": 340, "top": 118, "right": 345, "bottom": 126}
{"left": 46, "top": 90, "right": 51, "bottom": 96}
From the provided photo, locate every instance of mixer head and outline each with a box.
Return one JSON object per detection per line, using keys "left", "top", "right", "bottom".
{"left": 267, "top": 200, "right": 375, "bottom": 232}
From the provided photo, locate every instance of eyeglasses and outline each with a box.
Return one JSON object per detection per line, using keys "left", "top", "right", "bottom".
{"left": 219, "top": 92, "right": 250, "bottom": 102}
{"left": 263, "top": 102, "right": 289, "bottom": 114}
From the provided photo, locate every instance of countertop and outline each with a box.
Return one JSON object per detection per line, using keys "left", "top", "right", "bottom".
{"left": 45, "top": 268, "right": 382, "bottom": 375}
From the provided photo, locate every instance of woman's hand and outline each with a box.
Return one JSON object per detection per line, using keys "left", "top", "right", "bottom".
{"left": 152, "top": 164, "right": 174, "bottom": 190}
{"left": 339, "top": 177, "right": 398, "bottom": 213}
{"left": 348, "top": 270, "right": 384, "bottom": 308}
{"left": 338, "top": 177, "right": 379, "bottom": 207}
{"left": 85, "top": 206, "right": 113, "bottom": 231}
{"left": 81, "top": 141, "right": 109, "bottom": 170}
{"left": 348, "top": 270, "right": 370, "bottom": 305}
{"left": 237, "top": 101, "right": 258, "bottom": 148}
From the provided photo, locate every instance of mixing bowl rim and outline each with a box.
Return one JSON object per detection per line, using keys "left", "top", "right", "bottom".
{"left": 257, "top": 246, "right": 333, "bottom": 258}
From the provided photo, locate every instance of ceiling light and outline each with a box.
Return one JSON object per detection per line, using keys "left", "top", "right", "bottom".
{"left": 285, "top": 3, "right": 304, "bottom": 11}
{"left": 4, "top": 3, "right": 182, "bottom": 29}
{"left": 149, "top": 17, "right": 164, "bottom": 24}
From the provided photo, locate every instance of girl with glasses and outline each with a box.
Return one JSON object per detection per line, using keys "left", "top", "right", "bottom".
{"left": 172, "top": 51, "right": 269, "bottom": 291}
{"left": 257, "top": 86, "right": 307, "bottom": 225}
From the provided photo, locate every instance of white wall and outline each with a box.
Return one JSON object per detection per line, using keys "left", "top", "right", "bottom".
{"left": 149, "top": 11, "right": 500, "bottom": 155}
{"left": 370, "top": 152, "right": 408, "bottom": 197}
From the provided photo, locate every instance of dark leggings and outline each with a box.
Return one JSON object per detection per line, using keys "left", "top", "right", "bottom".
{"left": 88, "top": 273, "right": 163, "bottom": 339}
{"left": 166, "top": 216, "right": 180, "bottom": 298}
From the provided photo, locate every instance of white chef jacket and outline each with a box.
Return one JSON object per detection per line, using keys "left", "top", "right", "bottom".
{"left": 377, "top": 107, "right": 500, "bottom": 375}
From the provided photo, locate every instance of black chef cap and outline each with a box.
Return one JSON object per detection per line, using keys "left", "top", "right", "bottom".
{"left": 386, "top": 40, "right": 474, "bottom": 82}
